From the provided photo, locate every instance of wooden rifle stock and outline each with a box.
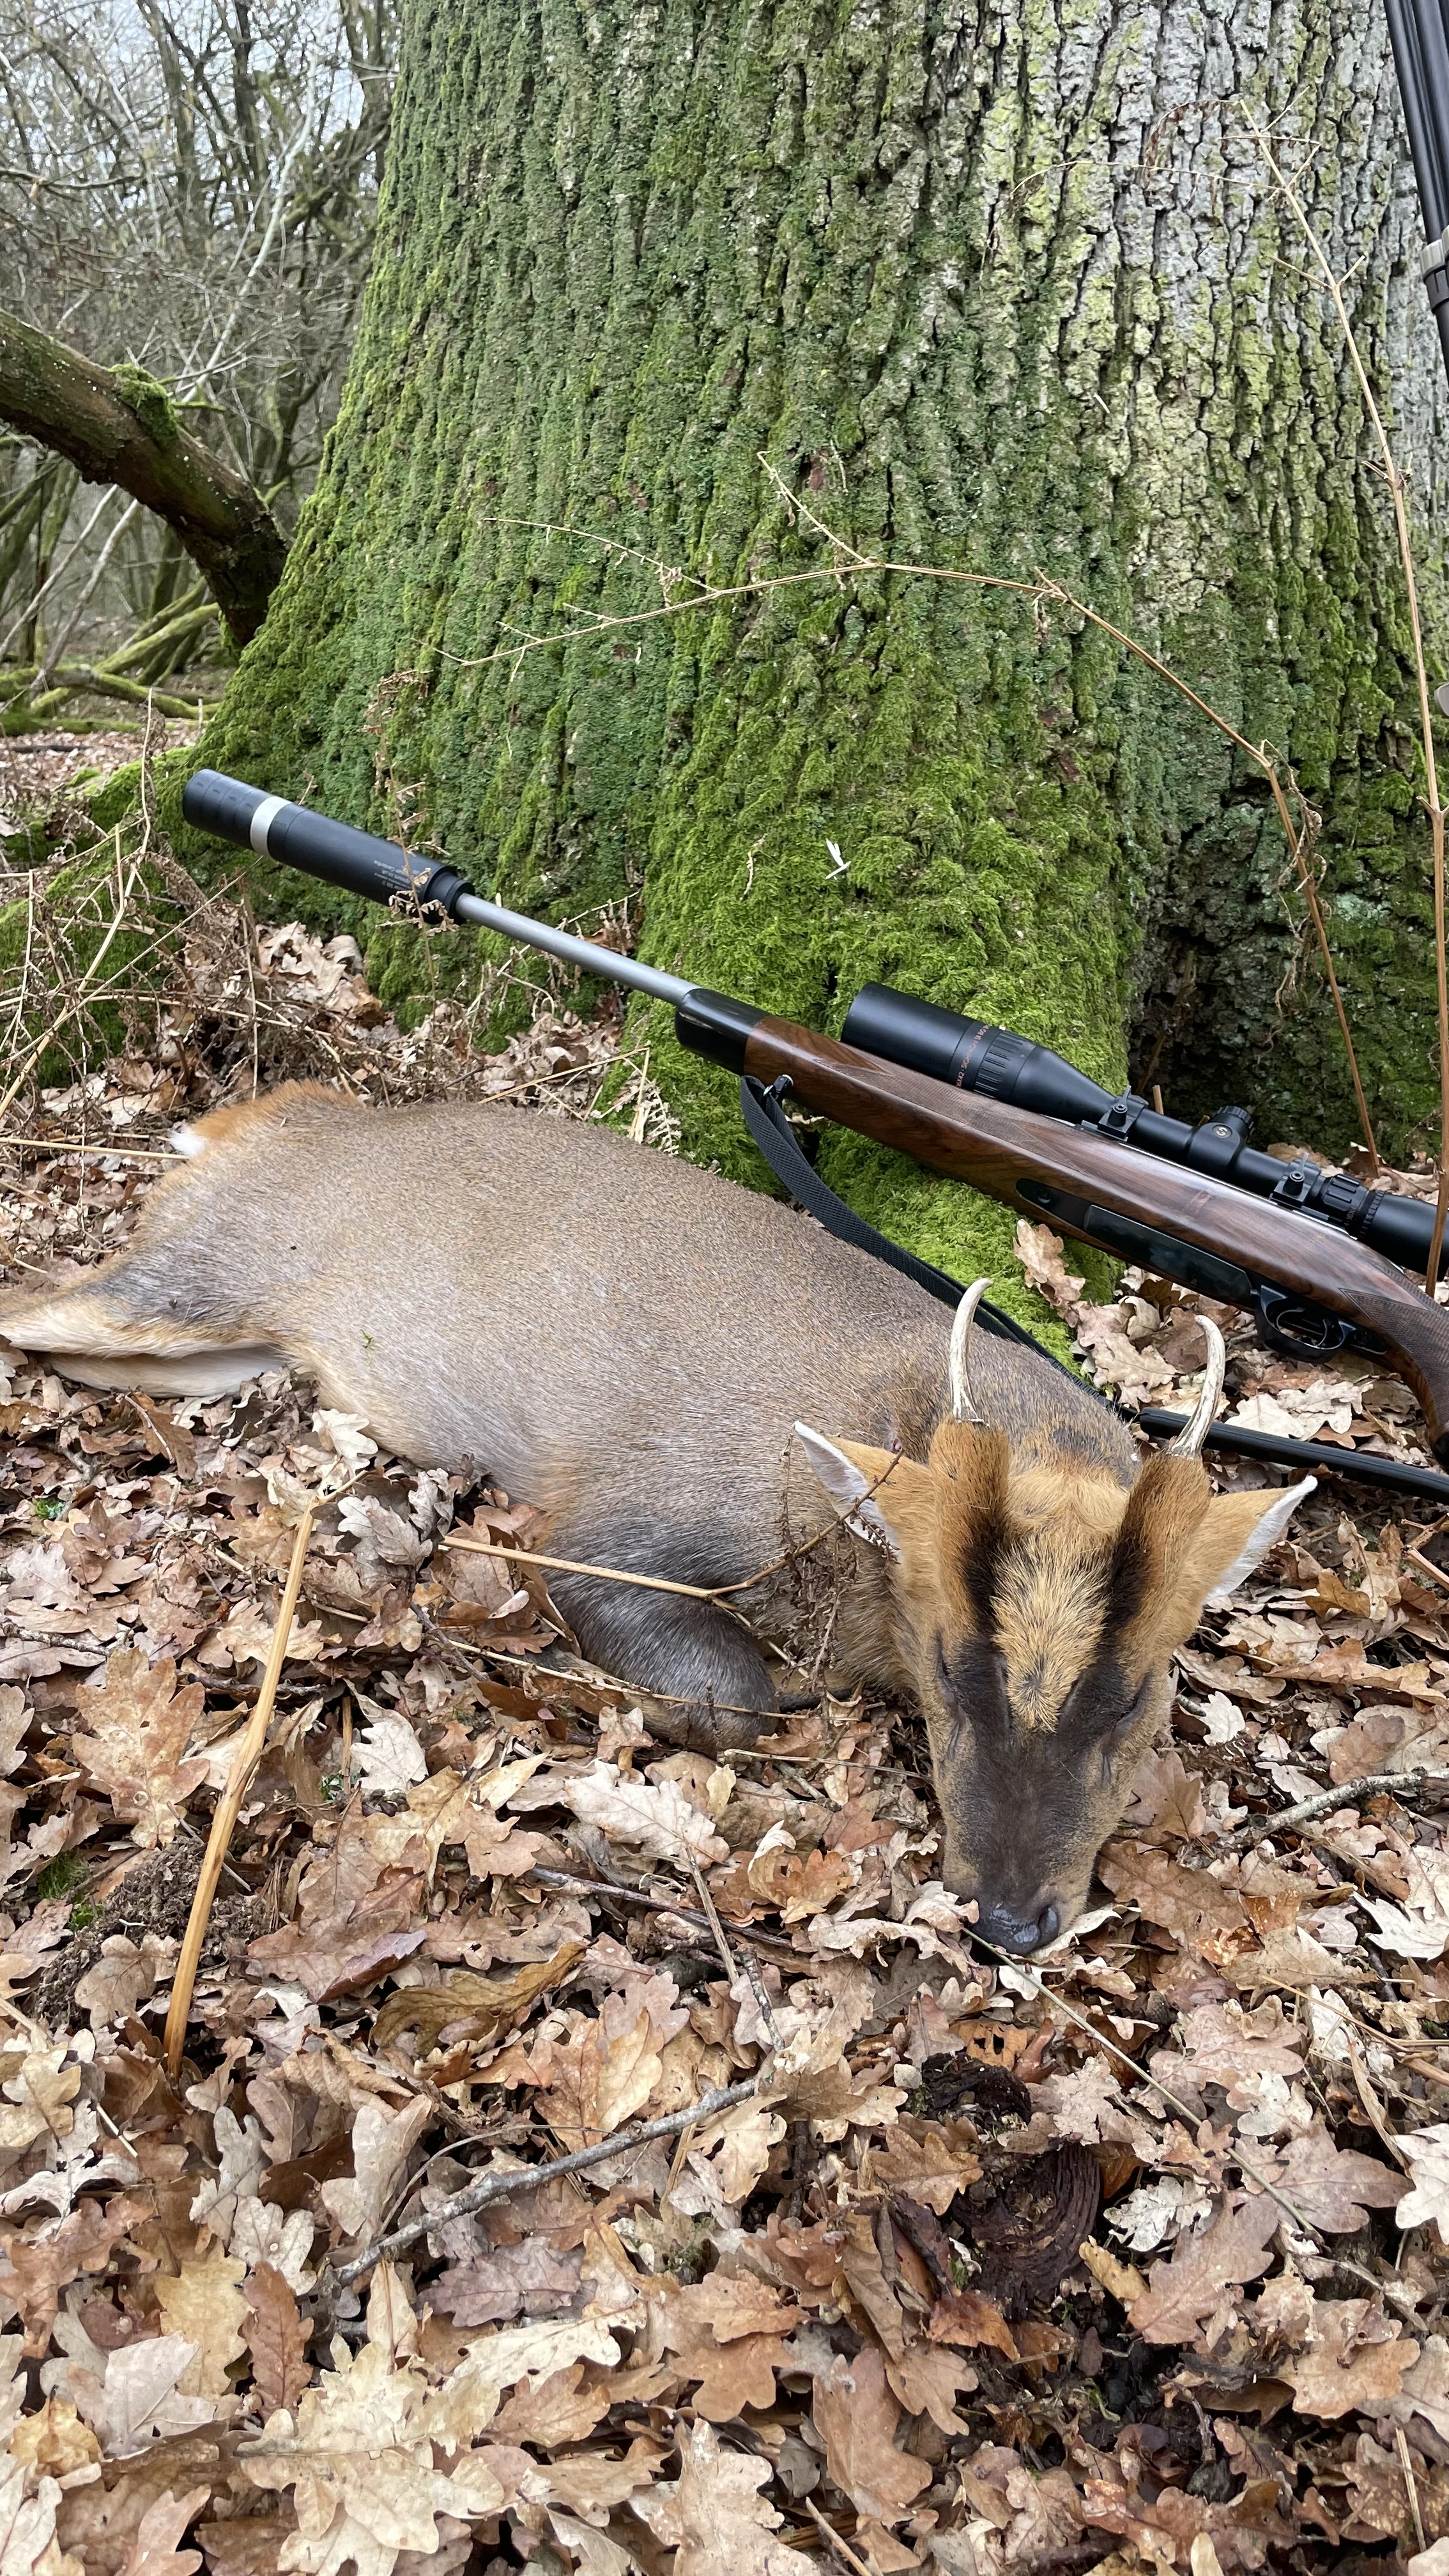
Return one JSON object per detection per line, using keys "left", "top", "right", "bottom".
{"left": 741, "top": 1015, "right": 1449, "bottom": 1468}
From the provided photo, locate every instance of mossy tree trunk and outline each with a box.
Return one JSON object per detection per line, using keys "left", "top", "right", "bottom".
{"left": 180, "top": 0, "right": 1445, "bottom": 1317}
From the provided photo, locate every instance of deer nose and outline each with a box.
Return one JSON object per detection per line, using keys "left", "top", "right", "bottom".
{"left": 977, "top": 1900, "right": 1061, "bottom": 1955}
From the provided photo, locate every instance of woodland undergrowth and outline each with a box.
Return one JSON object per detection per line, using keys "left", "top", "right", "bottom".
{"left": 1, "top": 858, "right": 1448, "bottom": 2575}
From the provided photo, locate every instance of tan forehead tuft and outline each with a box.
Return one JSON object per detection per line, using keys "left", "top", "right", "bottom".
{"left": 991, "top": 1524, "right": 1113, "bottom": 1730}
{"left": 931, "top": 1448, "right": 1215, "bottom": 1730}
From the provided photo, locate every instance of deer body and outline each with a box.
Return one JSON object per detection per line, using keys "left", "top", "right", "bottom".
{"left": 0, "top": 1083, "right": 1312, "bottom": 1949}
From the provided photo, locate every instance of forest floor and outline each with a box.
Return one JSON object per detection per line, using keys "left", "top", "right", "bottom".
{"left": 1, "top": 790, "right": 1448, "bottom": 2576}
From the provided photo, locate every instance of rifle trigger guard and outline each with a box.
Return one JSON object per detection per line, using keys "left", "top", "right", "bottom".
{"left": 1252, "top": 1283, "right": 1356, "bottom": 1362}
{"left": 1096, "top": 1090, "right": 1148, "bottom": 1143}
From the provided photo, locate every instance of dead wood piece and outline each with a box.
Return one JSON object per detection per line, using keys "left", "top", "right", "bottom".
{"left": 0, "top": 305, "right": 286, "bottom": 640}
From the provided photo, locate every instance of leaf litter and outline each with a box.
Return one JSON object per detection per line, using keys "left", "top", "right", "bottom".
{"left": 0, "top": 914, "right": 1448, "bottom": 2572}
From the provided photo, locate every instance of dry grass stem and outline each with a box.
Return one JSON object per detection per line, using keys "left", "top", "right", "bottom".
{"left": 164, "top": 1503, "right": 316, "bottom": 2074}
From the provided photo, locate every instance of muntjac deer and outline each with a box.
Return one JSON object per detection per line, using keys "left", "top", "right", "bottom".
{"left": 0, "top": 1083, "right": 1312, "bottom": 1951}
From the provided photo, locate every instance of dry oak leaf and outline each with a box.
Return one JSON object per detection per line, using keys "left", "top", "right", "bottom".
{"left": 70, "top": 1652, "right": 208, "bottom": 1848}
{"left": 631, "top": 2418, "right": 815, "bottom": 2576}
{"left": 0, "top": 2456, "right": 82, "bottom": 2576}
{"left": 561, "top": 1759, "right": 730, "bottom": 1866}
{"left": 372, "top": 1942, "right": 583, "bottom": 2056}
{"left": 652, "top": 2281, "right": 786, "bottom": 2423}
{"left": 1283, "top": 2297, "right": 1420, "bottom": 2418}
{"left": 153, "top": 2244, "right": 249, "bottom": 2398}
{"left": 0, "top": 2192, "right": 147, "bottom": 2353}
{"left": 535, "top": 2009, "right": 662, "bottom": 2151}
{"left": 1262, "top": 2128, "right": 1405, "bottom": 2233}
{"left": 422, "top": 2316, "right": 623, "bottom": 2449}
{"left": 811, "top": 2344, "right": 933, "bottom": 2526}
{"left": 114, "top": 2485, "right": 209, "bottom": 2575}
{"left": 241, "top": 2335, "right": 506, "bottom": 2576}
{"left": 691, "top": 2272, "right": 803, "bottom": 2342}
{"left": 867, "top": 2119, "right": 983, "bottom": 2216}
{"left": 434, "top": 2237, "right": 581, "bottom": 2327}
{"left": 742, "top": 1843, "right": 854, "bottom": 1922}
{"left": 9, "top": 2395, "right": 100, "bottom": 2483}
{"left": 926, "top": 2287, "right": 1020, "bottom": 2357}
{"left": 886, "top": 2340, "right": 978, "bottom": 2434}
{"left": 244, "top": 2260, "right": 312, "bottom": 2418}
{"left": 1128, "top": 2193, "right": 1281, "bottom": 2346}
{"left": 488, "top": 2361, "right": 613, "bottom": 2450}
{"left": 1395, "top": 2124, "right": 1449, "bottom": 2244}
{"left": 1124, "top": 1748, "right": 1209, "bottom": 1841}
{"left": 319, "top": 2095, "right": 433, "bottom": 2246}
{"left": 1098, "top": 1842, "right": 1254, "bottom": 1958}
{"left": 54, "top": 2330, "right": 218, "bottom": 2453}
{"left": 0, "top": 2047, "right": 79, "bottom": 2171}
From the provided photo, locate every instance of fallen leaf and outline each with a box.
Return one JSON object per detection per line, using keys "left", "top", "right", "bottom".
{"left": 1284, "top": 2297, "right": 1420, "bottom": 2417}
{"left": 1129, "top": 2194, "right": 1281, "bottom": 2345}
{"left": 811, "top": 2345, "right": 933, "bottom": 2526}
{"left": 1397, "top": 2125, "right": 1449, "bottom": 2244}
{"left": 116, "top": 2485, "right": 209, "bottom": 2575}
{"left": 562, "top": 1760, "right": 729, "bottom": 1866}
{"left": 243, "top": 2262, "right": 312, "bottom": 2417}
{"left": 70, "top": 1651, "right": 208, "bottom": 1848}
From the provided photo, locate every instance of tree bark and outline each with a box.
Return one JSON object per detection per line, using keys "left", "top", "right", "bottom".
{"left": 182, "top": 0, "right": 1445, "bottom": 1308}
{"left": 0, "top": 310, "right": 288, "bottom": 645}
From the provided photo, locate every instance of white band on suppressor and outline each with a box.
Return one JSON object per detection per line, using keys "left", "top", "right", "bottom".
{"left": 249, "top": 794, "right": 288, "bottom": 856}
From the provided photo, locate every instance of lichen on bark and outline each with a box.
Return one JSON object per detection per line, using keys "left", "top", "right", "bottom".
{"left": 169, "top": 0, "right": 1446, "bottom": 1319}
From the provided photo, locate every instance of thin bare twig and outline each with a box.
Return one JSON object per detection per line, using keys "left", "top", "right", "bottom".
{"left": 1216, "top": 1765, "right": 1449, "bottom": 1853}
{"left": 328, "top": 2073, "right": 765, "bottom": 2289}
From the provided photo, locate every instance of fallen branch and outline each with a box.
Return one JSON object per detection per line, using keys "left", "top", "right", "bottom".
{"left": 0, "top": 306, "right": 286, "bottom": 640}
{"left": 329, "top": 2071, "right": 765, "bottom": 2289}
{"left": 1216, "top": 1766, "right": 1449, "bottom": 1853}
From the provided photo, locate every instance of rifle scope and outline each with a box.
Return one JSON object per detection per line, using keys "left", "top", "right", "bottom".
{"left": 841, "top": 983, "right": 1445, "bottom": 1282}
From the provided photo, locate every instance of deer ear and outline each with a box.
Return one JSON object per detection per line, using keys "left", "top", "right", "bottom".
{"left": 1184, "top": 1476, "right": 1317, "bottom": 1607}
{"left": 793, "top": 1425, "right": 917, "bottom": 1556}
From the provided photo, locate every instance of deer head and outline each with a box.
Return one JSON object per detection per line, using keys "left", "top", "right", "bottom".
{"left": 796, "top": 1291, "right": 1312, "bottom": 1953}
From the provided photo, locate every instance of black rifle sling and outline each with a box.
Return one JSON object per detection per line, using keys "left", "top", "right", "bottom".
{"left": 738, "top": 1076, "right": 1449, "bottom": 1508}
{"left": 739, "top": 1074, "right": 1031, "bottom": 1334}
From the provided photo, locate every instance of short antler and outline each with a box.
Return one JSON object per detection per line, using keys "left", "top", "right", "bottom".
{"left": 1169, "top": 1315, "right": 1227, "bottom": 1457}
{"left": 949, "top": 1278, "right": 993, "bottom": 1423}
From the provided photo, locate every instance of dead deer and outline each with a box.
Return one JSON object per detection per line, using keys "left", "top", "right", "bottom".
{"left": 0, "top": 1082, "right": 1312, "bottom": 1951}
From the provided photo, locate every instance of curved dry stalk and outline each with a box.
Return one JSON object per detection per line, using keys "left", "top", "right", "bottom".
{"left": 1248, "top": 118, "right": 1440, "bottom": 1242}
{"left": 164, "top": 1503, "right": 315, "bottom": 2075}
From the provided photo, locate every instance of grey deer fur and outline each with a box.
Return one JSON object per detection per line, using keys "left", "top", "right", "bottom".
{"left": 0, "top": 1084, "right": 1313, "bottom": 1949}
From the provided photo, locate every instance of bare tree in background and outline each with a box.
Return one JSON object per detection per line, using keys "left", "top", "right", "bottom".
{"left": 0, "top": 0, "right": 394, "bottom": 726}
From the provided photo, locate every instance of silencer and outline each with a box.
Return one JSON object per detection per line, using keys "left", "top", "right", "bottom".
{"left": 181, "top": 769, "right": 476, "bottom": 917}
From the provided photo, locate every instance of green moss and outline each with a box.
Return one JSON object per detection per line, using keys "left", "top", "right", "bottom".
{"left": 161, "top": 0, "right": 1445, "bottom": 1314}
{"left": 111, "top": 363, "right": 180, "bottom": 448}
{"left": 34, "top": 1853, "right": 86, "bottom": 1903}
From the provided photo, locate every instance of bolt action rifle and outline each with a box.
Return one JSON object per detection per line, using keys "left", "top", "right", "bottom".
{"left": 183, "top": 769, "right": 1449, "bottom": 1502}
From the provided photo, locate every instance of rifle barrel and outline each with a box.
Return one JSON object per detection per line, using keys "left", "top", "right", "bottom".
{"left": 181, "top": 769, "right": 691, "bottom": 1006}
